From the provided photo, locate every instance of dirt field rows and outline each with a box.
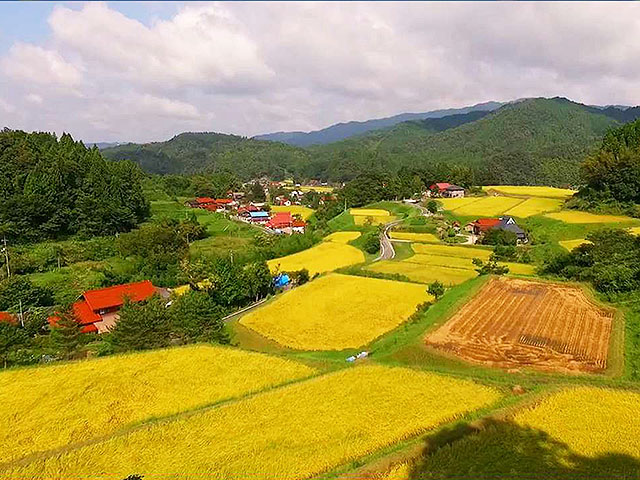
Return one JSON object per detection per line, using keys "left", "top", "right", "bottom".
{"left": 425, "top": 277, "right": 615, "bottom": 372}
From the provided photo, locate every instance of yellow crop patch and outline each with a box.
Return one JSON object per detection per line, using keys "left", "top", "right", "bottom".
{"left": 267, "top": 241, "right": 365, "bottom": 276}
{"left": 390, "top": 231, "right": 440, "bottom": 243}
{"left": 452, "top": 196, "right": 525, "bottom": 216}
{"left": 324, "top": 231, "right": 361, "bottom": 243}
{"left": 483, "top": 185, "right": 577, "bottom": 199}
{"left": 545, "top": 211, "right": 636, "bottom": 224}
{"left": 366, "top": 261, "right": 477, "bottom": 286}
{"left": 270, "top": 205, "right": 314, "bottom": 220}
{"left": 515, "top": 387, "right": 640, "bottom": 458}
{"left": 438, "top": 197, "right": 483, "bottom": 211}
{"left": 503, "top": 262, "right": 536, "bottom": 275}
{"left": 240, "top": 273, "right": 431, "bottom": 350}
{"left": 9, "top": 366, "right": 500, "bottom": 480}
{"left": 406, "top": 253, "right": 476, "bottom": 269}
{"left": 0, "top": 345, "right": 315, "bottom": 465}
{"left": 628, "top": 226, "right": 640, "bottom": 235}
{"left": 559, "top": 238, "right": 591, "bottom": 251}
{"left": 354, "top": 214, "right": 396, "bottom": 225}
{"left": 412, "top": 243, "right": 492, "bottom": 260}
{"left": 350, "top": 208, "right": 391, "bottom": 217}
{"left": 504, "top": 197, "right": 564, "bottom": 218}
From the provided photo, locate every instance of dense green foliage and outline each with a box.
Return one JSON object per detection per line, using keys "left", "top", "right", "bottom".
{"left": 481, "top": 229, "right": 518, "bottom": 246}
{"left": 102, "top": 132, "right": 310, "bottom": 179}
{"left": 568, "top": 118, "right": 640, "bottom": 215}
{"left": 0, "top": 276, "right": 54, "bottom": 311}
{"left": 0, "top": 129, "right": 150, "bottom": 242}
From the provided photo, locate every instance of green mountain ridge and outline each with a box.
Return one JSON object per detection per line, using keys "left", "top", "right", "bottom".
{"left": 101, "top": 97, "right": 640, "bottom": 185}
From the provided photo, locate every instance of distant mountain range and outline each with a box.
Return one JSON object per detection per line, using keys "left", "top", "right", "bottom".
{"left": 253, "top": 101, "right": 504, "bottom": 146}
{"left": 101, "top": 97, "right": 640, "bottom": 185}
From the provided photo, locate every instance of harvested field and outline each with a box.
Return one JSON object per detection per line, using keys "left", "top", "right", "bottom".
{"left": 270, "top": 205, "right": 314, "bottom": 220}
{"left": 7, "top": 366, "right": 500, "bottom": 480}
{"left": 425, "top": 277, "right": 615, "bottom": 372}
{"left": 503, "top": 197, "right": 563, "bottom": 218}
{"left": 545, "top": 211, "right": 635, "bottom": 224}
{"left": 241, "top": 274, "right": 431, "bottom": 350}
{"left": 390, "top": 232, "right": 440, "bottom": 243}
{"left": 483, "top": 185, "right": 576, "bottom": 198}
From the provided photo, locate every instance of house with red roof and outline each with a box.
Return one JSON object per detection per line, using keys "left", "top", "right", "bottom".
{"left": 265, "top": 211, "right": 306, "bottom": 234}
{"left": 429, "top": 183, "right": 465, "bottom": 198}
{"left": 466, "top": 218, "right": 501, "bottom": 235}
{"left": 48, "top": 280, "right": 160, "bottom": 334}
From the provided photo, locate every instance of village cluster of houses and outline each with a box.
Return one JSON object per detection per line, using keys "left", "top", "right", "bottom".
{"left": 187, "top": 196, "right": 307, "bottom": 235}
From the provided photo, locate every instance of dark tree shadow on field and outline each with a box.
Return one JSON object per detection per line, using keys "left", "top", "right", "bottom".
{"left": 409, "top": 419, "right": 640, "bottom": 480}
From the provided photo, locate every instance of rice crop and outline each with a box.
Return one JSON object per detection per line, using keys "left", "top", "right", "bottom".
{"left": 559, "top": 238, "right": 591, "bottom": 251}
{"left": 452, "top": 196, "right": 525, "bottom": 216}
{"left": 354, "top": 215, "right": 396, "bottom": 226}
{"left": 267, "top": 241, "right": 365, "bottom": 276}
{"left": 503, "top": 262, "right": 537, "bottom": 275}
{"left": 406, "top": 253, "right": 477, "bottom": 269}
{"left": 504, "top": 197, "right": 564, "bottom": 218}
{"left": 350, "top": 208, "right": 391, "bottom": 217}
{"left": 390, "top": 232, "right": 440, "bottom": 243}
{"left": 324, "top": 231, "right": 361, "bottom": 243}
{"left": 411, "top": 243, "right": 492, "bottom": 260}
{"left": 240, "top": 273, "right": 431, "bottom": 350}
{"left": 366, "top": 261, "right": 477, "bottom": 286}
{"left": 545, "top": 211, "right": 636, "bottom": 224}
{"left": 416, "top": 387, "right": 639, "bottom": 479}
{"left": 7, "top": 366, "right": 501, "bottom": 480}
{"left": 628, "top": 226, "right": 640, "bottom": 235}
{"left": 438, "top": 197, "right": 483, "bottom": 211}
{"left": 483, "top": 185, "right": 577, "bottom": 199}
{"left": 270, "top": 205, "right": 315, "bottom": 220}
{"left": 0, "top": 345, "right": 315, "bottom": 465}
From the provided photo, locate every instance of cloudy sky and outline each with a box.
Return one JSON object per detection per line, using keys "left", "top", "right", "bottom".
{"left": 1, "top": 1, "right": 639, "bottom": 143}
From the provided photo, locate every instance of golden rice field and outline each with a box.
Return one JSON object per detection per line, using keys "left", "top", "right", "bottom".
{"left": 515, "top": 387, "right": 640, "bottom": 459}
{"left": 559, "top": 238, "right": 591, "bottom": 251}
{"left": 412, "top": 243, "right": 492, "bottom": 260}
{"left": 504, "top": 262, "right": 537, "bottom": 275}
{"left": 408, "top": 253, "right": 479, "bottom": 269}
{"left": 270, "top": 204, "right": 315, "bottom": 220}
{"left": 350, "top": 208, "right": 391, "bottom": 217}
{"left": 324, "top": 231, "right": 361, "bottom": 243}
{"left": 545, "top": 211, "right": 636, "bottom": 224}
{"left": 503, "top": 197, "right": 564, "bottom": 218}
{"left": 483, "top": 185, "right": 577, "bottom": 199}
{"left": 452, "top": 196, "right": 525, "bottom": 216}
{"left": 299, "top": 185, "right": 334, "bottom": 193}
{"left": 0, "top": 345, "right": 315, "bottom": 465}
{"left": 7, "top": 366, "right": 501, "bottom": 480}
{"left": 390, "top": 231, "right": 440, "bottom": 243}
{"left": 267, "top": 241, "right": 365, "bottom": 276}
{"left": 240, "top": 273, "right": 431, "bottom": 350}
{"left": 436, "top": 197, "right": 481, "bottom": 211}
{"left": 628, "top": 226, "right": 640, "bottom": 235}
{"left": 366, "top": 261, "right": 477, "bottom": 286}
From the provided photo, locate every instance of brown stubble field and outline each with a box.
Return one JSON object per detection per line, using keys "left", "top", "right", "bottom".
{"left": 425, "top": 277, "right": 615, "bottom": 373}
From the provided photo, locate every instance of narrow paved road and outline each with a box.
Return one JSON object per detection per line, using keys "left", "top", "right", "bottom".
{"left": 374, "top": 202, "right": 431, "bottom": 262}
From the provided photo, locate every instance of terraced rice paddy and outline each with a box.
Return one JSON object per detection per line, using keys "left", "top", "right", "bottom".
{"left": 366, "top": 261, "right": 477, "bottom": 286}
{"left": 350, "top": 208, "right": 396, "bottom": 226}
{"left": 483, "top": 185, "right": 577, "bottom": 199}
{"left": 324, "top": 231, "right": 361, "bottom": 243}
{"left": 6, "top": 366, "right": 500, "bottom": 480}
{"left": 504, "top": 197, "right": 564, "bottom": 218}
{"left": 240, "top": 273, "right": 431, "bottom": 350}
{"left": 390, "top": 232, "right": 440, "bottom": 243}
{"left": 411, "top": 244, "right": 492, "bottom": 260}
{"left": 0, "top": 345, "right": 315, "bottom": 465}
{"left": 559, "top": 238, "right": 591, "bottom": 251}
{"left": 425, "top": 277, "right": 615, "bottom": 372}
{"left": 267, "top": 240, "right": 364, "bottom": 275}
{"left": 270, "top": 205, "right": 315, "bottom": 220}
{"left": 545, "top": 211, "right": 636, "bottom": 224}
{"left": 418, "top": 387, "right": 640, "bottom": 479}
{"left": 441, "top": 196, "right": 524, "bottom": 217}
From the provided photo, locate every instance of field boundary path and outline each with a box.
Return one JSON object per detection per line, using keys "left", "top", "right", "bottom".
{"left": 375, "top": 203, "right": 429, "bottom": 262}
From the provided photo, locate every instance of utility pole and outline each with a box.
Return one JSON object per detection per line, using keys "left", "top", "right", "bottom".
{"left": 2, "top": 236, "right": 9, "bottom": 278}
{"left": 18, "top": 299, "right": 24, "bottom": 328}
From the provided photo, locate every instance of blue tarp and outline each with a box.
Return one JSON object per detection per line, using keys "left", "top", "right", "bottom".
{"left": 274, "top": 274, "right": 290, "bottom": 288}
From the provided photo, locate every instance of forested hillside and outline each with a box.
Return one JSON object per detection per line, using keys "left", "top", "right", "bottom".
{"left": 310, "top": 98, "right": 631, "bottom": 185}
{"left": 100, "top": 98, "right": 640, "bottom": 186}
{"left": 0, "top": 129, "right": 149, "bottom": 242}
{"left": 102, "top": 132, "right": 311, "bottom": 179}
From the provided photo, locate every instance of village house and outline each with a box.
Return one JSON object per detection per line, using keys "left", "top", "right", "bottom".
{"left": 265, "top": 211, "right": 306, "bottom": 234}
{"left": 47, "top": 280, "right": 165, "bottom": 334}
{"left": 466, "top": 216, "right": 528, "bottom": 243}
{"left": 248, "top": 211, "right": 270, "bottom": 224}
{"left": 430, "top": 183, "right": 465, "bottom": 198}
